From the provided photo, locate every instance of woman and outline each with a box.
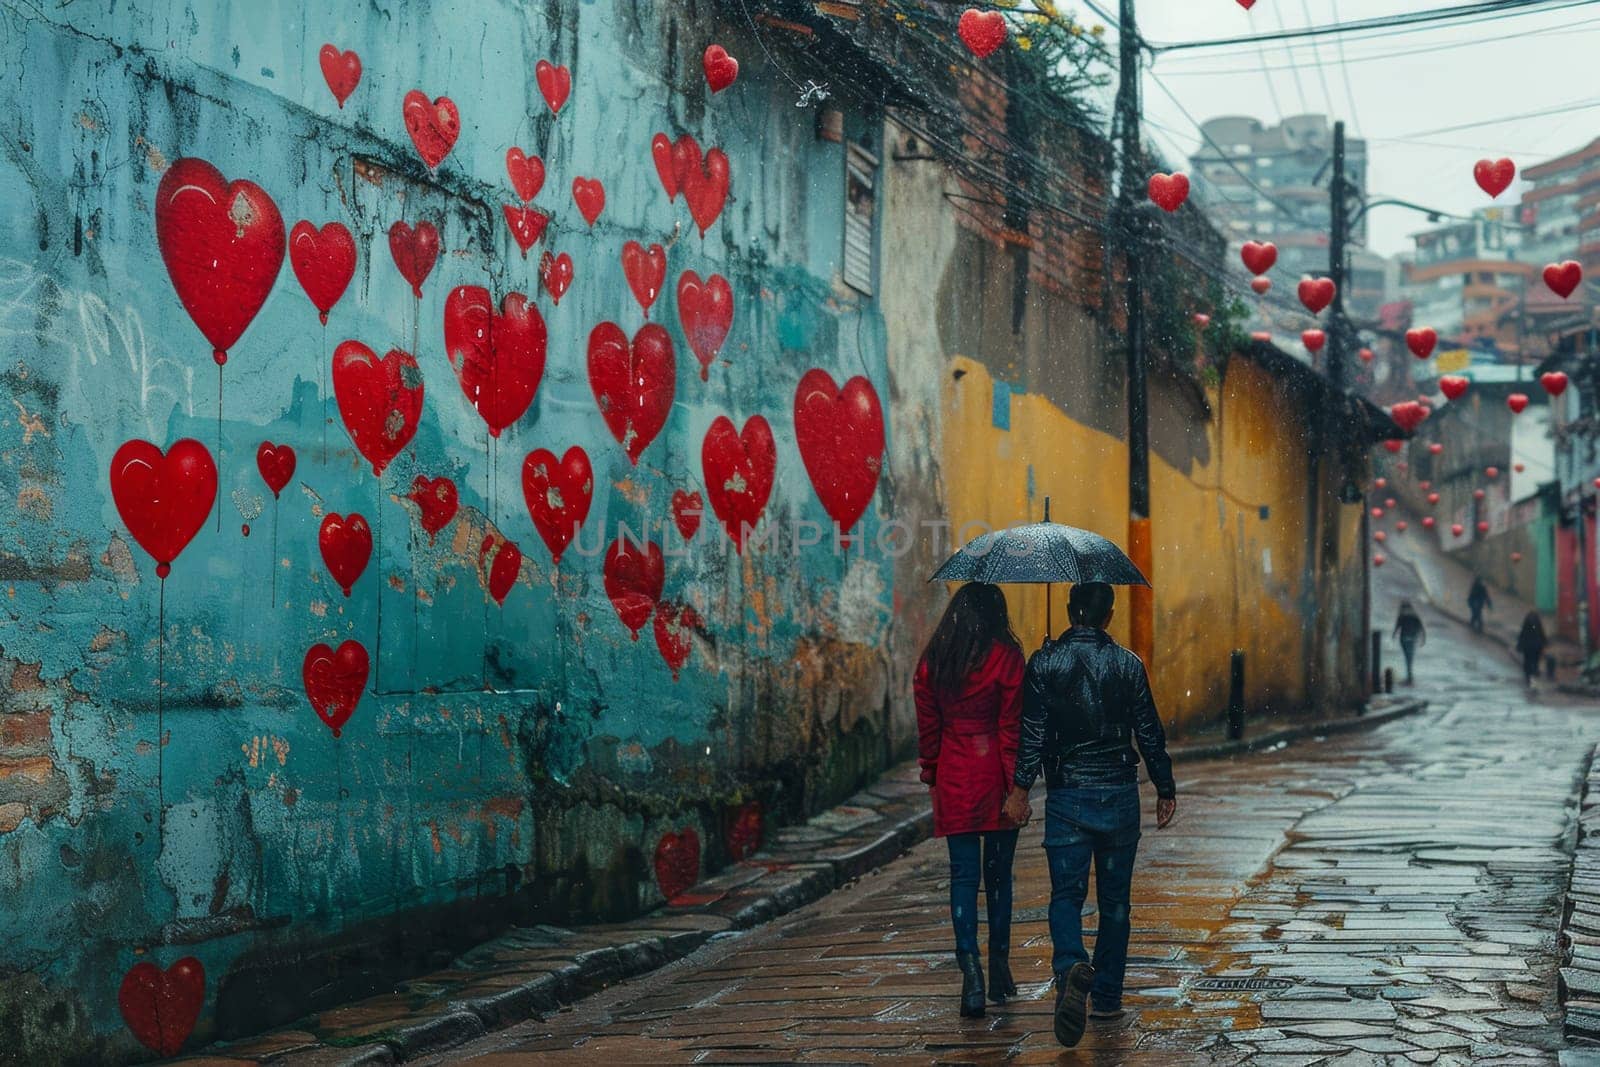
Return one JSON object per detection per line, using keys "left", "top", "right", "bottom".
{"left": 1517, "top": 612, "right": 1548, "bottom": 689}
{"left": 915, "top": 583, "right": 1027, "bottom": 1018}
{"left": 1393, "top": 601, "right": 1426, "bottom": 685}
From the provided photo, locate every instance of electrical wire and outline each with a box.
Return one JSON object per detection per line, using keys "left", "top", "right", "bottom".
{"left": 1299, "top": 0, "right": 1342, "bottom": 128}
{"left": 1326, "top": 0, "right": 1364, "bottom": 135}
{"left": 1398, "top": 97, "right": 1600, "bottom": 138}
{"left": 1271, "top": 1, "right": 1310, "bottom": 114}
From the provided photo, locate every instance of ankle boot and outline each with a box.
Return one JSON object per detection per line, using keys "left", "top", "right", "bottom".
{"left": 956, "top": 951, "right": 986, "bottom": 1017}
{"left": 988, "top": 948, "right": 1018, "bottom": 1002}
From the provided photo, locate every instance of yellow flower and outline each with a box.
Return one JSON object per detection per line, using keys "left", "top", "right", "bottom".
{"left": 1092, "top": 24, "right": 1105, "bottom": 35}
{"left": 1036, "top": 0, "right": 1059, "bottom": 16}
{"left": 1017, "top": 35, "right": 1032, "bottom": 49}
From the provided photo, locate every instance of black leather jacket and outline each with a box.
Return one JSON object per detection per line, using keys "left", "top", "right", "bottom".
{"left": 1013, "top": 627, "right": 1176, "bottom": 798}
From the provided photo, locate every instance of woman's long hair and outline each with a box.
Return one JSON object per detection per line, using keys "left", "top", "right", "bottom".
{"left": 1520, "top": 612, "right": 1546, "bottom": 646}
{"left": 921, "top": 583, "right": 1019, "bottom": 694}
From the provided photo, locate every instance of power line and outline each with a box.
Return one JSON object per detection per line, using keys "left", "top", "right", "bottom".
{"left": 1327, "top": 0, "right": 1364, "bottom": 135}
{"left": 1299, "top": 0, "right": 1342, "bottom": 129}
{"left": 1271, "top": 1, "right": 1310, "bottom": 114}
{"left": 1398, "top": 97, "right": 1600, "bottom": 138}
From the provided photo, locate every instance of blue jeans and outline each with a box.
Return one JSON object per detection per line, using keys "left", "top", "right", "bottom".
{"left": 945, "top": 829, "right": 1019, "bottom": 955}
{"left": 1044, "top": 784, "right": 1141, "bottom": 1010}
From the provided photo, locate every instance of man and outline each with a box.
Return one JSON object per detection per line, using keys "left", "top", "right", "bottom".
{"left": 1003, "top": 582, "right": 1176, "bottom": 1048}
{"left": 1468, "top": 577, "right": 1492, "bottom": 634}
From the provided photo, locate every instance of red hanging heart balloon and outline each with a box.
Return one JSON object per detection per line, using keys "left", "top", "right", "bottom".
{"left": 505, "top": 147, "right": 545, "bottom": 203}
{"left": 540, "top": 251, "right": 574, "bottom": 305}
{"left": 155, "top": 158, "right": 286, "bottom": 366}
{"left": 408, "top": 475, "right": 458, "bottom": 545}
{"left": 501, "top": 204, "right": 550, "bottom": 258}
{"left": 572, "top": 177, "right": 606, "bottom": 227}
{"left": 388, "top": 220, "right": 439, "bottom": 299}
{"left": 672, "top": 489, "right": 704, "bottom": 541}
{"left": 1507, "top": 392, "right": 1529, "bottom": 414}
{"left": 319, "top": 512, "right": 371, "bottom": 597}
{"left": 702, "top": 414, "right": 776, "bottom": 553}
{"left": 1236, "top": 0, "right": 1258, "bottom": 8}
{"left": 622, "top": 241, "right": 667, "bottom": 317}
{"left": 521, "top": 446, "right": 593, "bottom": 564}
{"left": 255, "top": 441, "right": 296, "bottom": 499}
{"left": 654, "top": 602, "right": 700, "bottom": 681}
{"left": 302, "top": 640, "right": 368, "bottom": 737}
{"left": 957, "top": 9, "right": 1007, "bottom": 58}
{"left": 588, "top": 322, "right": 676, "bottom": 465}
{"left": 535, "top": 60, "right": 571, "bottom": 114}
{"left": 655, "top": 828, "right": 701, "bottom": 900}
{"left": 1301, "top": 329, "right": 1326, "bottom": 353}
{"left": 331, "top": 341, "right": 424, "bottom": 476}
{"left": 110, "top": 438, "right": 217, "bottom": 579}
{"left": 1422, "top": 515, "right": 1435, "bottom": 528}
{"left": 1486, "top": 466, "right": 1500, "bottom": 479}
{"left": 1451, "top": 523, "right": 1464, "bottom": 537}
{"left": 1388, "top": 401, "right": 1427, "bottom": 433}
{"left": 603, "top": 536, "right": 665, "bottom": 640}
{"left": 702, "top": 44, "right": 740, "bottom": 92}
{"left": 680, "top": 144, "right": 730, "bottom": 237}
{"left": 1297, "top": 277, "right": 1335, "bottom": 315}
{"left": 443, "top": 287, "right": 547, "bottom": 437}
{"left": 119, "top": 957, "right": 205, "bottom": 1057}
{"left": 1359, "top": 347, "right": 1374, "bottom": 362}
{"left": 1239, "top": 241, "right": 1277, "bottom": 275}
{"left": 1439, "top": 375, "right": 1469, "bottom": 401}
{"left": 289, "top": 221, "right": 356, "bottom": 325}
{"left": 318, "top": 45, "right": 362, "bottom": 108}
{"left": 1383, "top": 440, "right": 1403, "bottom": 453}
{"left": 479, "top": 535, "right": 522, "bottom": 605}
{"left": 1250, "top": 276, "right": 1272, "bottom": 295}
{"left": 1429, "top": 442, "right": 1443, "bottom": 455}
{"left": 1544, "top": 260, "right": 1582, "bottom": 299}
{"left": 678, "top": 271, "right": 734, "bottom": 381}
{"left": 651, "top": 134, "right": 680, "bottom": 201}
{"left": 1405, "top": 327, "right": 1437, "bottom": 359}
{"left": 1147, "top": 172, "right": 1189, "bottom": 213}
{"left": 402, "top": 91, "right": 459, "bottom": 170}
{"left": 794, "top": 369, "right": 885, "bottom": 537}
{"left": 1473, "top": 157, "right": 1516, "bottom": 199}
{"left": 1373, "top": 531, "right": 1386, "bottom": 543}
{"left": 1542, "top": 371, "right": 1569, "bottom": 396}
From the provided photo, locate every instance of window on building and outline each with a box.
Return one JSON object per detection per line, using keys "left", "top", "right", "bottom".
{"left": 843, "top": 142, "right": 878, "bottom": 295}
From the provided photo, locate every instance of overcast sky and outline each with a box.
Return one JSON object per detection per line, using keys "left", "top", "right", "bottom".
{"left": 1059, "top": 0, "right": 1600, "bottom": 257}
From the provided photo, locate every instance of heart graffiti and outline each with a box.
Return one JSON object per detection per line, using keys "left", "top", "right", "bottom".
{"left": 957, "top": 9, "right": 1007, "bottom": 57}
{"left": 603, "top": 536, "right": 665, "bottom": 640}
{"left": 505, "top": 147, "right": 545, "bottom": 203}
{"left": 652, "top": 134, "right": 680, "bottom": 201}
{"left": 331, "top": 341, "right": 424, "bottom": 476}
{"left": 119, "top": 957, "right": 205, "bottom": 1057}
{"left": 536, "top": 60, "right": 571, "bottom": 114}
{"left": 672, "top": 489, "right": 704, "bottom": 541}
{"left": 502, "top": 205, "right": 551, "bottom": 258}
{"left": 521, "top": 446, "right": 593, "bottom": 564}
{"left": 255, "top": 441, "right": 296, "bottom": 498}
{"left": 677, "top": 139, "right": 731, "bottom": 236}
{"left": 318, "top": 45, "right": 362, "bottom": 108}
{"left": 319, "top": 512, "right": 371, "bottom": 597}
{"left": 302, "top": 640, "right": 368, "bottom": 737}
{"left": 654, "top": 601, "right": 701, "bottom": 680}
{"left": 654, "top": 827, "right": 701, "bottom": 900}
{"left": 622, "top": 241, "right": 667, "bottom": 317}
{"left": 677, "top": 271, "right": 734, "bottom": 380}
{"left": 540, "top": 251, "right": 574, "bottom": 305}
{"left": 702, "top": 414, "right": 776, "bottom": 553}
{"left": 443, "top": 287, "right": 547, "bottom": 437}
{"left": 588, "top": 322, "right": 676, "bottom": 465}
{"left": 110, "top": 438, "right": 217, "bottom": 579}
{"left": 572, "top": 177, "right": 606, "bottom": 227}
{"left": 479, "top": 536, "right": 522, "bottom": 605}
{"left": 402, "top": 90, "right": 459, "bottom": 170}
{"left": 793, "top": 370, "right": 885, "bottom": 537}
{"left": 289, "top": 221, "right": 356, "bottom": 325}
{"left": 388, "top": 220, "right": 440, "bottom": 299}
{"left": 702, "top": 44, "right": 739, "bottom": 92}
{"left": 408, "top": 475, "right": 458, "bottom": 544}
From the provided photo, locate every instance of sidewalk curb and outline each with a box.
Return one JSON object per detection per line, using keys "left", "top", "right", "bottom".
{"left": 1558, "top": 744, "right": 1600, "bottom": 1046}
{"left": 1167, "top": 698, "right": 1427, "bottom": 764}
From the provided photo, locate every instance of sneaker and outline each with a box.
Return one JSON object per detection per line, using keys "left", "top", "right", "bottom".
{"left": 1053, "top": 962, "right": 1095, "bottom": 1047}
{"left": 1090, "top": 1005, "right": 1125, "bottom": 1020}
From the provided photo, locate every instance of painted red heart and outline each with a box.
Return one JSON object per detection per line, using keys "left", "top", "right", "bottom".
{"left": 1359, "top": 347, "right": 1374, "bottom": 362}
{"left": 654, "top": 602, "right": 700, "bottom": 681}
{"left": 402, "top": 91, "right": 459, "bottom": 170}
{"left": 319, "top": 512, "right": 371, "bottom": 597}
{"left": 1405, "top": 327, "right": 1437, "bottom": 359}
{"left": 1297, "top": 277, "right": 1335, "bottom": 314}
{"left": 957, "top": 9, "right": 1006, "bottom": 57}
{"left": 651, "top": 133, "right": 679, "bottom": 201}
{"left": 1240, "top": 241, "right": 1276, "bottom": 274}
{"left": 1147, "top": 172, "right": 1189, "bottom": 213}
{"left": 679, "top": 142, "right": 730, "bottom": 237}
{"left": 110, "top": 438, "right": 216, "bottom": 579}
{"left": 388, "top": 220, "right": 439, "bottom": 299}
{"left": 155, "top": 158, "right": 286, "bottom": 366}
{"left": 502, "top": 204, "right": 550, "bottom": 258}
{"left": 655, "top": 827, "right": 700, "bottom": 900}
{"left": 572, "top": 177, "right": 605, "bottom": 227}
{"left": 540, "top": 251, "right": 574, "bottom": 305}
{"left": 408, "top": 475, "right": 458, "bottom": 544}
{"left": 588, "top": 322, "right": 676, "bottom": 465}
{"left": 303, "top": 640, "right": 367, "bottom": 736}
{"left": 1439, "top": 375, "right": 1469, "bottom": 401}
{"left": 1301, "top": 329, "right": 1326, "bottom": 353}
{"left": 603, "top": 536, "right": 665, "bottom": 640}
{"left": 622, "top": 241, "right": 667, "bottom": 317}
{"left": 255, "top": 441, "right": 296, "bottom": 499}
{"left": 1474, "top": 157, "right": 1515, "bottom": 198}
{"left": 794, "top": 370, "right": 884, "bottom": 537}
{"left": 1250, "top": 277, "right": 1271, "bottom": 295}
{"left": 1542, "top": 371, "right": 1569, "bottom": 396}
{"left": 726, "top": 801, "right": 764, "bottom": 861}
{"left": 672, "top": 489, "right": 703, "bottom": 541}
{"left": 332, "top": 341, "right": 424, "bottom": 476}
{"left": 505, "top": 147, "right": 545, "bottom": 203}
{"left": 702, "top": 44, "right": 739, "bottom": 92}
{"left": 702, "top": 414, "right": 776, "bottom": 553}
{"left": 536, "top": 60, "right": 571, "bottom": 114}
{"left": 119, "top": 957, "right": 205, "bottom": 1056}
{"left": 289, "top": 221, "right": 356, "bottom": 324}
{"left": 1508, "top": 392, "right": 1529, "bottom": 414}
{"left": 479, "top": 535, "right": 522, "bottom": 605}
{"left": 319, "top": 45, "right": 362, "bottom": 108}
{"left": 521, "top": 446, "right": 593, "bottom": 564}
{"left": 443, "top": 287, "right": 547, "bottom": 437}
{"left": 678, "top": 271, "right": 734, "bottom": 381}
{"left": 1544, "top": 260, "right": 1582, "bottom": 299}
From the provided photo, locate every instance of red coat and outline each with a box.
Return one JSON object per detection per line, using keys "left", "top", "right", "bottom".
{"left": 915, "top": 641, "right": 1025, "bottom": 837}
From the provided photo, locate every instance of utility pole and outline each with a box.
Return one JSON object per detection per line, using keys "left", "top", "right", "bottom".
{"left": 1327, "top": 121, "right": 1348, "bottom": 393}
{"left": 1320, "top": 118, "right": 1355, "bottom": 703}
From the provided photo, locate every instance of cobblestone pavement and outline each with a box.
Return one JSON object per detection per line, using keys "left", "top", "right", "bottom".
{"left": 415, "top": 584, "right": 1599, "bottom": 1064}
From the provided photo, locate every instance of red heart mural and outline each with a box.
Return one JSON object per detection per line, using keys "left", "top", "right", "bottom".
{"left": 654, "top": 601, "right": 700, "bottom": 681}
{"left": 1508, "top": 393, "right": 1529, "bottom": 414}
{"left": 603, "top": 536, "right": 665, "bottom": 640}
{"left": 155, "top": 158, "right": 286, "bottom": 366}
{"left": 118, "top": 957, "right": 205, "bottom": 1056}
{"left": 678, "top": 271, "right": 733, "bottom": 380}
{"left": 957, "top": 9, "right": 1006, "bottom": 57}
{"left": 702, "top": 44, "right": 739, "bottom": 91}
{"left": 110, "top": 438, "right": 216, "bottom": 579}
{"left": 702, "top": 415, "right": 776, "bottom": 553}
{"left": 479, "top": 535, "right": 522, "bottom": 605}
{"left": 652, "top": 134, "right": 679, "bottom": 201}
{"left": 502, "top": 205, "right": 551, "bottom": 258}
{"left": 672, "top": 489, "right": 703, "bottom": 541}
{"left": 1544, "top": 260, "right": 1582, "bottom": 299}
{"left": 1250, "top": 277, "right": 1271, "bottom": 295}
{"left": 536, "top": 60, "right": 571, "bottom": 114}
{"left": 1542, "top": 371, "right": 1570, "bottom": 397}
{"left": 319, "top": 512, "right": 371, "bottom": 597}
{"left": 402, "top": 91, "right": 459, "bottom": 170}
{"left": 1474, "top": 157, "right": 1516, "bottom": 198}
{"left": 1301, "top": 329, "right": 1326, "bottom": 353}
{"left": 1297, "top": 277, "right": 1335, "bottom": 315}
{"left": 521, "top": 446, "right": 593, "bottom": 563}
{"left": 388, "top": 220, "right": 439, "bottom": 299}
{"left": 622, "top": 241, "right": 667, "bottom": 317}
{"left": 443, "top": 286, "right": 547, "bottom": 437}
{"left": 1406, "top": 327, "right": 1437, "bottom": 359}
{"left": 303, "top": 641, "right": 368, "bottom": 737}
{"left": 319, "top": 45, "right": 362, "bottom": 108}
{"left": 1439, "top": 376, "right": 1469, "bottom": 401}
{"left": 539, "top": 251, "right": 574, "bottom": 305}
{"left": 1240, "top": 241, "right": 1277, "bottom": 275}
{"left": 331, "top": 341, "right": 424, "bottom": 477}
{"left": 1146, "top": 172, "right": 1189, "bottom": 213}
{"left": 794, "top": 370, "right": 884, "bottom": 537}
{"left": 680, "top": 146, "right": 730, "bottom": 237}
{"left": 408, "top": 475, "right": 458, "bottom": 544}
{"left": 289, "top": 221, "right": 356, "bottom": 325}
{"left": 505, "top": 147, "right": 545, "bottom": 203}
{"left": 572, "top": 177, "right": 605, "bottom": 227}
{"left": 726, "top": 801, "right": 764, "bottom": 861}
{"left": 255, "top": 441, "right": 296, "bottom": 499}
{"left": 588, "top": 322, "right": 676, "bottom": 465}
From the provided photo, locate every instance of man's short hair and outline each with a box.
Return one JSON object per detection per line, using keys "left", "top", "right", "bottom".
{"left": 1068, "top": 582, "right": 1115, "bottom": 627}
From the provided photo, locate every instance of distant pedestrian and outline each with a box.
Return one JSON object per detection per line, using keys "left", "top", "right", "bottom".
{"left": 1517, "top": 612, "right": 1548, "bottom": 689}
{"left": 1468, "top": 577, "right": 1493, "bottom": 634}
{"left": 1394, "top": 601, "right": 1426, "bottom": 685}
{"left": 914, "top": 582, "right": 1027, "bottom": 1019}
{"left": 1006, "top": 582, "right": 1176, "bottom": 1048}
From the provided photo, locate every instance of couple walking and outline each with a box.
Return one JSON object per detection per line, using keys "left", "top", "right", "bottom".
{"left": 914, "top": 581, "right": 1176, "bottom": 1048}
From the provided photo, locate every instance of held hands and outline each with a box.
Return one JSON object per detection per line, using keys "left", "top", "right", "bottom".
{"left": 1002, "top": 786, "right": 1032, "bottom": 826}
{"left": 1156, "top": 795, "right": 1177, "bottom": 829}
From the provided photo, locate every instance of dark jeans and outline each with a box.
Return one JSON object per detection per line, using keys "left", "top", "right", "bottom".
{"left": 1469, "top": 604, "right": 1485, "bottom": 633}
{"left": 1044, "top": 784, "right": 1141, "bottom": 1011}
{"left": 1523, "top": 649, "right": 1542, "bottom": 684}
{"left": 1399, "top": 636, "right": 1417, "bottom": 680}
{"left": 945, "top": 828, "right": 1019, "bottom": 956}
